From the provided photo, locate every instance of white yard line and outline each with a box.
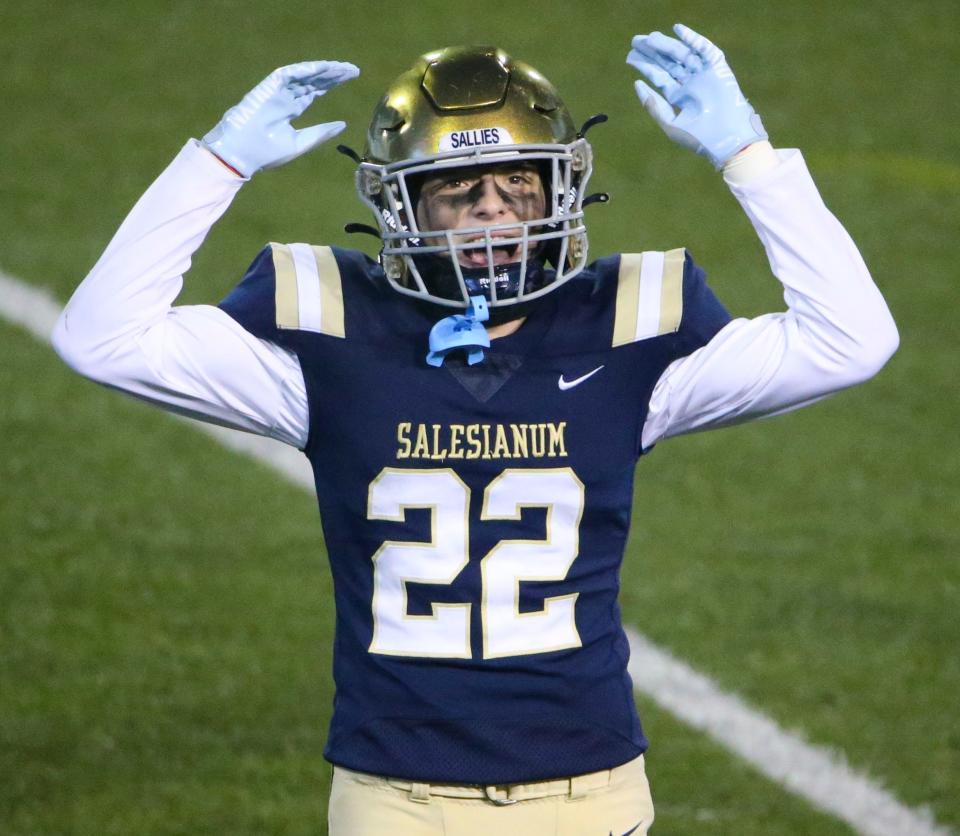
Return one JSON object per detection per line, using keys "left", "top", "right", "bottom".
{"left": 1, "top": 269, "right": 949, "bottom": 836}
{"left": 625, "top": 629, "right": 949, "bottom": 835}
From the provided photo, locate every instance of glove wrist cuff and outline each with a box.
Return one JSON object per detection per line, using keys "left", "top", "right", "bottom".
{"left": 722, "top": 140, "right": 778, "bottom": 185}
{"left": 200, "top": 129, "right": 257, "bottom": 178}
{"left": 200, "top": 143, "right": 247, "bottom": 179}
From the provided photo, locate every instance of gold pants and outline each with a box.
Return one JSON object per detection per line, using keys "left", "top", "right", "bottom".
{"left": 328, "top": 754, "right": 654, "bottom": 835}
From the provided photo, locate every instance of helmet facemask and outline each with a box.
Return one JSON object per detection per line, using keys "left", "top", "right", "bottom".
{"left": 356, "top": 47, "right": 594, "bottom": 315}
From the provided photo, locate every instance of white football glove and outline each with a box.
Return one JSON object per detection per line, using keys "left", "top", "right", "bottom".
{"left": 626, "top": 24, "right": 767, "bottom": 169}
{"left": 202, "top": 60, "right": 360, "bottom": 177}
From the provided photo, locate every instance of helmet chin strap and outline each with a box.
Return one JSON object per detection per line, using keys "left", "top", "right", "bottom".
{"left": 417, "top": 251, "right": 554, "bottom": 366}
{"left": 426, "top": 296, "right": 491, "bottom": 367}
{"left": 412, "top": 251, "right": 549, "bottom": 306}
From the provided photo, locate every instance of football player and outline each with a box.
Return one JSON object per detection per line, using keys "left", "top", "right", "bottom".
{"left": 52, "top": 24, "right": 898, "bottom": 835}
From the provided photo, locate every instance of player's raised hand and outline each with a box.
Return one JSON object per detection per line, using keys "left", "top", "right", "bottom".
{"left": 626, "top": 24, "right": 766, "bottom": 169}
{"left": 202, "top": 61, "right": 360, "bottom": 177}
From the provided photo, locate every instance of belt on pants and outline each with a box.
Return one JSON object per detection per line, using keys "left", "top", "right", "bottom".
{"left": 340, "top": 764, "right": 617, "bottom": 806}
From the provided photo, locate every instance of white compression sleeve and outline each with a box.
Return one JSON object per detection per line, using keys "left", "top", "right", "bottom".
{"left": 52, "top": 140, "right": 310, "bottom": 449}
{"left": 641, "top": 148, "right": 898, "bottom": 450}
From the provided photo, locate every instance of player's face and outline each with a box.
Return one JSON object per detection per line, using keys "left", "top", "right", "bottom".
{"left": 415, "top": 163, "right": 546, "bottom": 268}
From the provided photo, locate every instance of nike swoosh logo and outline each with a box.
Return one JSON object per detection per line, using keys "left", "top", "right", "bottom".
{"left": 608, "top": 823, "right": 641, "bottom": 836}
{"left": 558, "top": 365, "right": 604, "bottom": 391}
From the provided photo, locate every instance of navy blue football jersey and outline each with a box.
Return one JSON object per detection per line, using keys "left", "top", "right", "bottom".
{"left": 219, "top": 244, "right": 730, "bottom": 784}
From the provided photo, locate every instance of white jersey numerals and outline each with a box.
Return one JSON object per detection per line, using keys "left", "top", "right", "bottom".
{"left": 367, "top": 467, "right": 584, "bottom": 660}
{"left": 481, "top": 470, "right": 583, "bottom": 658}
{"left": 368, "top": 468, "right": 472, "bottom": 658}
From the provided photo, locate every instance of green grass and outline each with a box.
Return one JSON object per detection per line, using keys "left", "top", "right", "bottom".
{"left": 639, "top": 700, "right": 856, "bottom": 834}
{"left": 1, "top": 325, "right": 334, "bottom": 834}
{"left": 2, "top": 0, "right": 958, "bottom": 832}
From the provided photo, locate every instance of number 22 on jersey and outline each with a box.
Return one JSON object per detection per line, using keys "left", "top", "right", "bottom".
{"left": 367, "top": 467, "right": 585, "bottom": 660}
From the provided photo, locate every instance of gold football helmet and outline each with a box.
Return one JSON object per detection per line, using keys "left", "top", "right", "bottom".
{"left": 355, "top": 46, "right": 595, "bottom": 312}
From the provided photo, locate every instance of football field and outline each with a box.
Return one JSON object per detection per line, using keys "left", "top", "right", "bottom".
{"left": 2, "top": 1, "right": 958, "bottom": 833}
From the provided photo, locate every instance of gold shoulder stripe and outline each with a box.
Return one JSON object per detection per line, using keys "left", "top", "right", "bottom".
{"left": 270, "top": 243, "right": 345, "bottom": 338}
{"left": 311, "top": 245, "right": 346, "bottom": 339}
{"left": 659, "top": 247, "right": 685, "bottom": 335}
{"left": 612, "top": 249, "right": 686, "bottom": 347}
{"left": 613, "top": 253, "right": 643, "bottom": 348}
{"left": 271, "top": 243, "right": 300, "bottom": 330}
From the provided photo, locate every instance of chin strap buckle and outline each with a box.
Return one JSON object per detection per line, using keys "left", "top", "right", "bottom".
{"left": 425, "top": 296, "right": 490, "bottom": 367}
